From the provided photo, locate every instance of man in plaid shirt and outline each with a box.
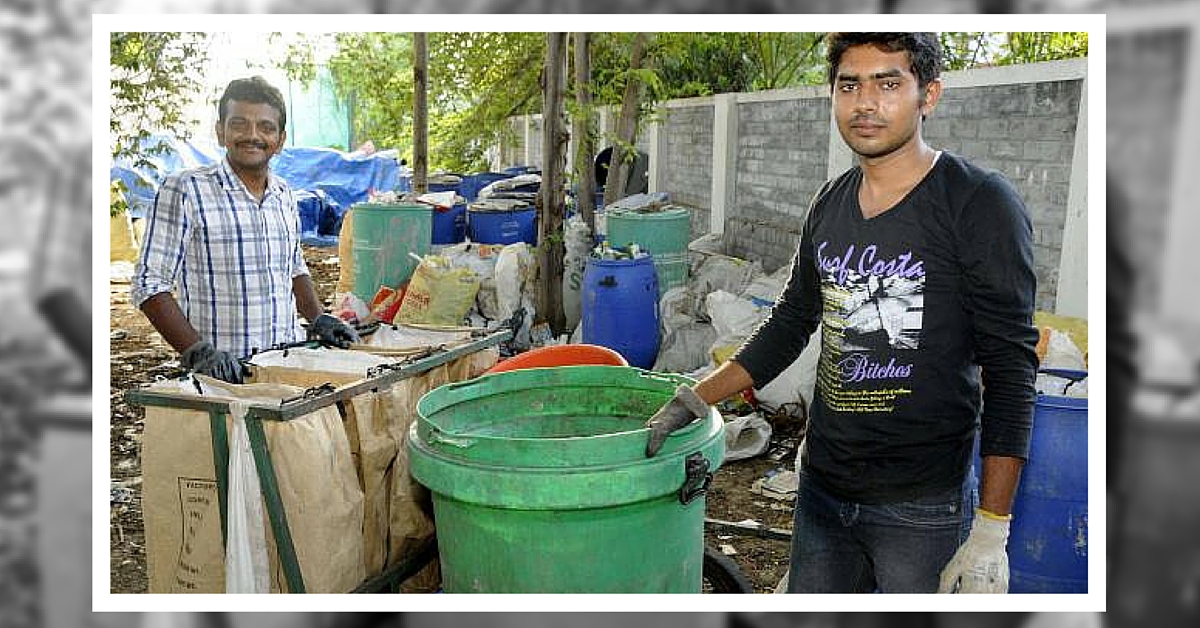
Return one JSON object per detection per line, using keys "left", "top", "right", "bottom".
{"left": 132, "top": 76, "right": 357, "bottom": 383}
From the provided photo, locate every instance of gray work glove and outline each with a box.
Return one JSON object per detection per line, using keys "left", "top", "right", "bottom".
{"left": 938, "top": 509, "right": 1011, "bottom": 594}
{"left": 309, "top": 313, "right": 360, "bottom": 349}
{"left": 181, "top": 340, "right": 249, "bottom": 384}
{"left": 645, "top": 385, "right": 711, "bottom": 457}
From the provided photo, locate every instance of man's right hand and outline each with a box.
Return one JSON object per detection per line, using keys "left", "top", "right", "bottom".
{"left": 181, "top": 340, "right": 249, "bottom": 384}
{"left": 644, "top": 385, "right": 711, "bottom": 457}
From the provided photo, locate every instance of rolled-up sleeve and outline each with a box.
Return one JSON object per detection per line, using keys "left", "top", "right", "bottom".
{"left": 131, "top": 175, "right": 189, "bottom": 308}
{"left": 959, "top": 174, "right": 1040, "bottom": 459}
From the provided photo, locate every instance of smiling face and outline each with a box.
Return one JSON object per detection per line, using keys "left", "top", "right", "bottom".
{"left": 832, "top": 43, "right": 941, "bottom": 161}
{"left": 215, "top": 99, "right": 285, "bottom": 174}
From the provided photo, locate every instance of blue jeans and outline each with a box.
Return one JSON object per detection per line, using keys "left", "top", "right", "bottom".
{"left": 786, "top": 471, "right": 977, "bottom": 593}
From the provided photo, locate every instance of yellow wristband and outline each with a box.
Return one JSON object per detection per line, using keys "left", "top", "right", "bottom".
{"left": 977, "top": 508, "right": 1013, "bottom": 522}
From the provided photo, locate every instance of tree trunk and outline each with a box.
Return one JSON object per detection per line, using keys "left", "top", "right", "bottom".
{"left": 538, "top": 32, "right": 569, "bottom": 336}
{"left": 573, "top": 32, "right": 596, "bottom": 234}
{"left": 603, "top": 32, "right": 650, "bottom": 209}
{"left": 413, "top": 32, "right": 428, "bottom": 195}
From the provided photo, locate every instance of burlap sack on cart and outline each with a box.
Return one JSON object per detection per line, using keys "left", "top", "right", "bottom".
{"left": 382, "top": 364, "right": 447, "bottom": 592}
{"left": 142, "top": 377, "right": 365, "bottom": 593}
{"left": 384, "top": 348, "right": 498, "bottom": 592}
{"left": 247, "top": 346, "right": 497, "bottom": 584}
{"left": 248, "top": 348, "right": 397, "bottom": 579}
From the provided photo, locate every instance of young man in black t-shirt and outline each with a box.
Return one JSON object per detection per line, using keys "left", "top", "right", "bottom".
{"left": 646, "top": 33, "right": 1039, "bottom": 593}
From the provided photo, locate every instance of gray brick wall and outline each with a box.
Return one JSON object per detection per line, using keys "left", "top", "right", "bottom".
{"left": 502, "top": 118, "right": 524, "bottom": 170}
{"left": 501, "top": 66, "right": 1087, "bottom": 311}
{"left": 528, "top": 116, "right": 544, "bottom": 169}
{"left": 1108, "top": 29, "right": 1188, "bottom": 309}
{"left": 925, "top": 79, "right": 1083, "bottom": 312}
{"left": 727, "top": 97, "right": 831, "bottom": 272}
{"left": 660, "top": 105, "right": 714, "bottom": 238}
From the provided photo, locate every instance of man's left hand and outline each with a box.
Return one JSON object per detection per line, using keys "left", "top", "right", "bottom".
{"left": 938, "top": 509, "right": 1011, "bottom": 593}
{"left": 309, "top": 313, "right": 360, "bottom": 349}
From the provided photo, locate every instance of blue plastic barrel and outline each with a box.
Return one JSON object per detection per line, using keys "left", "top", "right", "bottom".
{"left": 503, "top": 165, "right": 532, "bottom": 176}
{"left": 581, "top": 255, "right": 660, "bottom": 369}
{"left": 461, "top": 172, "right": 515, "bottom": 202}
{"left": 428, "top": 181, "right": 460, "bottom": 195}
{"left": 396, "top": 172, "right": 413, "bottom": 193}
{"left": 432, "top": 202, "right": 467, "bottom": 245}
{"left": 1008, "top": 368, "right": 1088, "bottom": 593}
{"left": 468, "top": 206, "right": 537, "bottom": 245}
{"left": 297, "top": 192, "right": 322, "bottom": 234}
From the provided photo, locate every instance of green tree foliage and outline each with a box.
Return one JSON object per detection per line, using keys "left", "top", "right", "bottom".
{"left": 429, "top": 32, "right": 545, "bottom": 173}
{"left": 283, "top": 32, "right": 544, "bottom": 173}
{"left": 279, "top": 31, "right": 1086, "bottom": 175}
{"left": 744, "top": 32, "right": 827, "bottom": 91}
{"left": 998, "top": 32, "right": 1088, "bottom": 65}
{"left": 110, "top": 32, "right": 210, "bottom": 164}
{"left": 941, "top": 32, "right": 1088, "bottom": 71}
{"left": 109, "top": 32, "right": 209, "bottom": 215}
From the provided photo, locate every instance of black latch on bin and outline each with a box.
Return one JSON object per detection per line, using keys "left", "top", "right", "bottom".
{"left": 679, "top": 452, "right": 713, "bottom": 505}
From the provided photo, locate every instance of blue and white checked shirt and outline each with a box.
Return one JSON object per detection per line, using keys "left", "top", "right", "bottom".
{"left": 132, "top": 158, "right": 310, "bottom": 359}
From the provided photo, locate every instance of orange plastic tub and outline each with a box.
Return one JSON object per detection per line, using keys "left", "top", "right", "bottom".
{"left": 485, "top": 343, "right": 629, "bottom": 374}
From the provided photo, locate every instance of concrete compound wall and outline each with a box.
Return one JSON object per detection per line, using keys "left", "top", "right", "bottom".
{"left": 504, "top": 57, "right": 1091, "bottom": 316}
{"left": 728, "top": 92, "right": 830, "bottom": 271}
{"left": 924, "top": 74, "right": 1084, "bottom": 313}
{"left": 658, "top": 103, "right": 714, "bottom": 238}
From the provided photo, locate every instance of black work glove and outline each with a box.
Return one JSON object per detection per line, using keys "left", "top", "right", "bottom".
{"left": 181, "top": 340, "right": 249, "bottom": 384}
{"left": 309, "top": 313, "right": 360, "bottom": 349}
{"left": 645, "top": 385, "right": 711, "bottom": 457}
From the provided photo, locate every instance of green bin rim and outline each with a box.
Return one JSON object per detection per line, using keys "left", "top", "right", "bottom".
{"left": 350, "top": 202, "right": 429, "bottom": 211}
{"left": 415, "top": 365, "right": 702, "bottom": 455}
{"left": 606, "top": 207, "right": 690, "bottom": 220}
{"left": 408, "top": 365, "right": 726, "bottom": 509}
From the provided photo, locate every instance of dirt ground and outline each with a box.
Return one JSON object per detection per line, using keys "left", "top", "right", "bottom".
{"left": 108, "top": 245, "right": 799, "bottom": 594}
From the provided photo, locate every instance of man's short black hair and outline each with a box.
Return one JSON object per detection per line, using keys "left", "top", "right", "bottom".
{"left": 217, "top": 76, "right": 287, "bottom": 129}
{"left": 825, "top": 32, "right": 944, "bottom": 90}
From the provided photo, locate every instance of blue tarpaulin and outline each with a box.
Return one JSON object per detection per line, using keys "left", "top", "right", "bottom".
{"left": 295, "top": 189, "right": 347, "bottom": 247}
{"left": 110, "top": 135, "right": 399, "bottom": 221}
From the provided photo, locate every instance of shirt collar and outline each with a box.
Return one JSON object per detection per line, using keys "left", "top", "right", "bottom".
{"left": 217, "top": 156, "right": 287, "bottom": 199}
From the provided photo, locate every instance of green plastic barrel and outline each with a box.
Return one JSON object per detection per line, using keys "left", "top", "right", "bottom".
{"left": 350, "top": 203, "right": 431, "bottom": 302}
{"left": 409, "top": 365, "right": 724, "bottom": 593}
{"left": 605, "top": 206, "right": 691, "bottom": 296}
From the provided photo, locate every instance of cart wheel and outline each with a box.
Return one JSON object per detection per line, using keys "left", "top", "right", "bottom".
{"left": 703, "top": 543, "right": 755, "bottom": 593}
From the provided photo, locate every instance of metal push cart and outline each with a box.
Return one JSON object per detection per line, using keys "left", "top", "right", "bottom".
{"left": 124, "top": 330, "right": 511, "bottom": 593}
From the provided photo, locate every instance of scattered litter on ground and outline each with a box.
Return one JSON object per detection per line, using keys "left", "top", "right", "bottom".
{"left": 750, "top": 469, "right": 799, "bottom": 502}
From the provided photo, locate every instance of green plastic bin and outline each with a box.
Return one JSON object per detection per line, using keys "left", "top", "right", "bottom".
{"left": 409, "top": 365, "right": 724, "bottom": 593}
{"left": 605, "top": 206, "right": 691, "bottom": 296}
{"left": 350, "top": 202, "right": 431, "bottom": 302}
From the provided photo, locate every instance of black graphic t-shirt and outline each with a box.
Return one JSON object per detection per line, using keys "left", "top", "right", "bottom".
{"left": 734, "top": 152, "right": 1039, "bottom": 504}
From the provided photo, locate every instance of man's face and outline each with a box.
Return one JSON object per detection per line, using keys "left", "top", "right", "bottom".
{"left": 215, "top": 99, "right": 285, "bottom": 172}
{"left": 832, "top": 44, "right": 939, "bottom": 160}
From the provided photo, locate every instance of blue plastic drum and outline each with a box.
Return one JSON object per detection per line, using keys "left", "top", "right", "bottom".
{"left": 431, "top": 202, "right": 467, "bottom": 245}
{"left": 468, "top": 206, "right": 537, "bottom": 245}
{"left": 1008, "top": 368, "right": 1089, "bottom": 593}
{"left": 581, "top": 255, "right": 660, "bottom": 369}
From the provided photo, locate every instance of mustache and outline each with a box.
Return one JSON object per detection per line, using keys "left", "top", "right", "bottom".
{"left": 850, "top": 115, "right": 886, "bottom": 125}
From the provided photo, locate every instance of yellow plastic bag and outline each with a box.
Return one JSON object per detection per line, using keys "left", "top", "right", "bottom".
{"left": 1034, "top": 311, "right": 1088, "bottom": 366}
{"left": 395, "top": 255, "right": 481, "bottom": 326}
